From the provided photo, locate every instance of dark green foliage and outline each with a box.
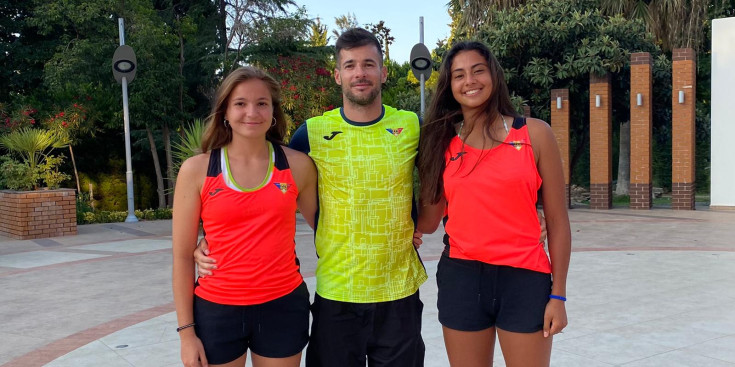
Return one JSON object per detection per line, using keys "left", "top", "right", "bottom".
{"left": 473, "top": 0, "right": 664, "bottom": 188}
{"left": 0, "top": 155, "right": 35, "bottom": 190}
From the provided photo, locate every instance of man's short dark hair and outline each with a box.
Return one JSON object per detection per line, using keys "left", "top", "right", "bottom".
{"left": 335, "top": 28, "right": 383, "bottom": 65}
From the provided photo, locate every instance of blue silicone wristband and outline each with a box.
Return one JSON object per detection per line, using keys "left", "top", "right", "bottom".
{"left": 549, "top": 294, "right": 567, "bottom": 302}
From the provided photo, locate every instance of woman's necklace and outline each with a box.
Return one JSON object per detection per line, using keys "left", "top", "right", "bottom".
{"left": 457, "top": 115, "right": 509, "bottom": 139}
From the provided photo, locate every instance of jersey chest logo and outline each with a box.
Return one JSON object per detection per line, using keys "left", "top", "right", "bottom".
{"left": 386, "top": 128, "right": 404, "bottom": 136}
{"left": 323, "top": 131, "right": 343, "bottom": 140}
{"left": 273, "top": 183, "right": 291, "bottom": 193}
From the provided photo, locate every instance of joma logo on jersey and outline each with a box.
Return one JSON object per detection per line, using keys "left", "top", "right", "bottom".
{"left": 208, "top": 188, "right": 224, "bottom": 196}
{"left": 386, "top": 128, "right": 404, "bottom": 136}
{"left": 323, "top": 131, "right": 343, "bottom": 140}
{"left": 449, "top": 151, "right": 466, "bottom": 161}
{"left": 274, "top": 183, "right": 290, "bottom": 193}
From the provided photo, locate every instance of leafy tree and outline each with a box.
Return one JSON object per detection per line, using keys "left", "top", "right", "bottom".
{"left": 214, "top": 0, "right": 296, "bottom": 73}
{"left": 309, "top": 17, "right": 330, "bottom": 46}
{"left": 332, "top": 13, "right": 359, "bottom": 39}
{"left": 467, "top": 0, "right": 664, "bottom": 188}
{"left": 366, "top": 21, "right": 395, "bottom": 60}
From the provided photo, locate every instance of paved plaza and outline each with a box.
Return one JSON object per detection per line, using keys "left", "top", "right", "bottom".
{"left": 1, "top": 206, "right": 734, "bottom": 366}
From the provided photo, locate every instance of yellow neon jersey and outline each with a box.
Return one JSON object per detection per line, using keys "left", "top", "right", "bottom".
{"left": 291, "top": 105, "right": 427, "bottom": 302}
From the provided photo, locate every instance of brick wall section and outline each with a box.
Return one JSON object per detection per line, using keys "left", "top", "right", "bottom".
{"left": 589, "top": 73, "right": 612, "bottom": 209}
{"left": 630, "top": 52, "right": 653, "bottom": 209}
{"left": 550, "top": 89, "right": 571, "bottom": 208}
{"left": 671, "top": 48, "right": 696, "bottom": 210}
{"left": 523, "top": 105, "right": 531, "bottom": 118}
{"left": 0, "top": 189, "right": 77, "bottom": 240}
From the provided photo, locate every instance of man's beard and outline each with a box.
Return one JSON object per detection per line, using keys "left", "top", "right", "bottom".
{"left": 343, "top": 80, "right": 380, "bottom": 106}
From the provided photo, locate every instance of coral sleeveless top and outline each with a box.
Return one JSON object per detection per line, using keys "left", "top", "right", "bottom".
{"left": 195, "top": 142, "right": 303, "bottom": 305}
{"left": 442, "top": 117, "right": 551, "bottom": 273}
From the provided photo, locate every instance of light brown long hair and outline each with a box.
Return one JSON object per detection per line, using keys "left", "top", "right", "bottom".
{"left": 418, "top": 41, "right": 518, "bottom": 205}
{"left": 201, "top": 66, "right": 288, "bottom": 152}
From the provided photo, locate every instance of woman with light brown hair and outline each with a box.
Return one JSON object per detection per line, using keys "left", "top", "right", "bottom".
{"left": 172, "top": 66, "right": 317, "bottom": 367}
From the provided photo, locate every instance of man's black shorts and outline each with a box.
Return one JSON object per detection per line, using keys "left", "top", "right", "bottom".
{"left": 437, "top": 255, "right": 551, "bottom": 333}
{"left": 193, "top": 281, "right": 310, "bottom": 364}
{"left": 305, "top": 291, "right": 425, "bottom": 367}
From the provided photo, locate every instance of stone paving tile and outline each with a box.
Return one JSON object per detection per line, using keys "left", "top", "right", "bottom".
{"left": 554, "top": 331, "right": 672, "bottom": 365}
{"left": 622, "top": 349, "right": 735, "bottom": 366}
{"left": 45, "top": 341, "right": 134, "bottom": 367}
{"left": 681, "top": 335, "right": 735, "bottom": 364}
{"left": 69, "top": 239, "right": 172, "bottom": 253}
{"left": 0, "top": 251, "right": 108, "bottom": 269}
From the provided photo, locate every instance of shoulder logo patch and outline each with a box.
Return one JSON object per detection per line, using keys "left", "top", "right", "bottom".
{"left": 386, "top": 128, "right": 404, "bottom": 136}
{"left": 274, "top": 183, "right": 291, "bottom": 193}
{"left": 323, "top": 131, "right": 343, "bottom": 140}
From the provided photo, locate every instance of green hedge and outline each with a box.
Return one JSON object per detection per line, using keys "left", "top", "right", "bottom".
{"left": 77, "top": 204, "right": 172, "bottom": 224}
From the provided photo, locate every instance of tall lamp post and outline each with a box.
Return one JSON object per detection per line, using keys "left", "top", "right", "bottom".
{"left": 410, "top": 16, "right": 432, "bottom": 117}
{"left": 112, "top": 18, "right": 138, "bottom": 222}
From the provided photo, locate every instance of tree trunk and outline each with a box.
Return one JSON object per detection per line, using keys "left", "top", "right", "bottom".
{"left": 163, "top": 123, "right": 174, "bottom": 207}
{"left": 615, "top": 120, "right": 630, "bottom": 196}
{"left": 68, "top": 145, "right": 81, "bottom": 193}
{"left": 146, "top": 126, "right": 166, "bottom": 209}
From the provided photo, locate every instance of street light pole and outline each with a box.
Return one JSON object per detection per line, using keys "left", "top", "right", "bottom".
{"left": 419, "top": 17, "right": 426, "bottom": 117}
{"left": 118, "top": 18, "right": 138, "bottom": 222}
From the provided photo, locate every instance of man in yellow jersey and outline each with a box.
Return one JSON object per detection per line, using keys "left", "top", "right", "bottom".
{"left": 289, "top": 28, "right": 427, "bottom": 367}
{"left": 196, "top": 28, "right": 426, "bottom": 366}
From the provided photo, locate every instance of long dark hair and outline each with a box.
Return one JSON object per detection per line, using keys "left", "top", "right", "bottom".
{"left": 201, "top": 66, "right": 288, "bottom": 152}
{"left": 418, "top": 41, "right": 518, "bottom": 204}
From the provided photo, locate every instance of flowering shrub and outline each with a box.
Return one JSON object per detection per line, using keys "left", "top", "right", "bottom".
{"left": 0, "top": 104, "right": 38, "bottom": 133}
{"left": 265, "top": 55, "right": 341, "bottom": 133}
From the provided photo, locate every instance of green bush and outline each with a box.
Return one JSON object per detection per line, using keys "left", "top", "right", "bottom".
{"left": 0, "top": 156, "right": 35, "bottom": 190}
{"left": 77, "top": 207, "right": 173, "bottom": 224}
{"left": 36, "top": 154, "right": 70, "bottom": 189}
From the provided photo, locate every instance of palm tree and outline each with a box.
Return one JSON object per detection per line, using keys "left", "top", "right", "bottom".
{"left": 599, "top": 0, "right": 713, "bottom": 52}
{"left": 0, "top": 128, "right": 69, "bottom": 189}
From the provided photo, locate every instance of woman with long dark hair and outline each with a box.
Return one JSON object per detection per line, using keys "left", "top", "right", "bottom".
{"left": 417, "top": 41, "right": 571, "bottom": 367}
{"left": 172, "top": 66, "right": 317, "bottom": 367}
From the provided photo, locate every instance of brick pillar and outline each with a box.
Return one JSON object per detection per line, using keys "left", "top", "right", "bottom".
{"left": 672, "top": 48, "right": 696, "bottom": 210}
{"left": 523, "top": 105, "right": 532, "bottom": 118}
{"left": 630, "top": 52, "right": 653, "bottom": 209}
{"left": 589, "top": 73, "right": 612, "bottom": 209}
{"left": 550, "top": 89, "right": 571, "bottom": 208}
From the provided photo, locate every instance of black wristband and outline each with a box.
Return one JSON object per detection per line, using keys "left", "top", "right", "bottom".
{"left": 176, "top": 322, "right": 196, "bottom": 332}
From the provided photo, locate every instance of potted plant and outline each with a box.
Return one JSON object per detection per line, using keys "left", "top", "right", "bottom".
{"left": 0, "top": 127, "right": 76, "bottom": 239}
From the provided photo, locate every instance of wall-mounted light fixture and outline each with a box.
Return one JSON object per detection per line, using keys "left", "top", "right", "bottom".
{"left": 595, "top": 95, "right": 601, "bottom": 108}
{"left": 556, "top": 96, "right": 562, "bottom": 109}
{"left": 636, "top": 93, "right": 643, "bottom": 106}
{"left": 678, "top": 90, "right": 685, "bottom": 104}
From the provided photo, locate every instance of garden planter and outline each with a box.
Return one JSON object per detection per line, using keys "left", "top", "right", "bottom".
{"left": 0, "top": 189, "right": 77, "bottom": 240}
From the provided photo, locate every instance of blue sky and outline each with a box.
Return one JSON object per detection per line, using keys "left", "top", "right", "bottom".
{"left": 294, "top": 0, "right": 453, "bottom": 64}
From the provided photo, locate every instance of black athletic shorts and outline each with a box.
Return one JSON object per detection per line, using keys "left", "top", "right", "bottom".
{"left": 305, "top": 291, "right": 425, "bottom": 367}
{"left": 437, "top": 255, "right": 551, "bottom": 333}
{"left": 193, "top": 281, "right": 310, "bottom": 364}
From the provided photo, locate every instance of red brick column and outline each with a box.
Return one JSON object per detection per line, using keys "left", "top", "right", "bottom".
{"left": 672, "top": 48, "right": 696, "bottom": 210}
{"left": 523, "top": 105, "right": 532, "bottom": 118}
{"left": 550, "top": 89, "right": 571, "bottom": 208}
{"left": 589, "top": 73, "right": 612, "bottom": 209}
{"left": 0, "top": 189, "right": 77, "bottom": 239}
{"left": 630, "top": 52, "right": 653, "bottom": 209}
